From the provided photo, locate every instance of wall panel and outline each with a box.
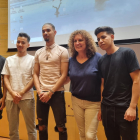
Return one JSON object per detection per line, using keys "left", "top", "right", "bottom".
{"left": 0, "top": 0, "right": 8, "bottom": 8}
{"left": 0, "top": 24, "right": 8, "bottom": 39}
{"left": 0, "top": 0, "right": 16, "bottom": 57}
{"left": 0, "top": 9, "right": 8, "bottom": 23}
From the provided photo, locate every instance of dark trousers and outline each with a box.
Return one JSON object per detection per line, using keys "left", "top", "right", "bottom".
{"left": 37, "top": 91, "right": 67, "bottom": 140}
{"left": 101, "top": 104, "right": 138, "bottom": 140}
{"left": 0, "top": 97, "right": 2, "bottom": 119}
{"left": 0, "top": 109, "right": 2, "bottom": 119}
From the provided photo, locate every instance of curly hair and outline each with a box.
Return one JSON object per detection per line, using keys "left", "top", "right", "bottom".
{"left": 68, "top": 30, "right": 97, "bottom": 58}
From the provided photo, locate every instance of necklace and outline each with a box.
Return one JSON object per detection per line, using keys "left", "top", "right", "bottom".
{"left": 46, "top": 43, "right": 55, "bottom": 60}
{"left": 46, "top": 48, "right": 51, "bottom": 60}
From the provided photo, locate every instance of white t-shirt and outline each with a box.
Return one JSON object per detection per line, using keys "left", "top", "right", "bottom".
{"left": 1, "top": 54, "right": 34, "bottom": 100}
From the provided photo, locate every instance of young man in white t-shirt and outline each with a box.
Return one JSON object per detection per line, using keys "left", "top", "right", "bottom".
{"left": 2, "top": 33, "right": 37, "bottom": 140}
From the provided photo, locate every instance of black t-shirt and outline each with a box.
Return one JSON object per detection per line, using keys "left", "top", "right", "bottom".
{"left": 98, "top": 47, "right": 140, "bottom": 107}
{"left": 0, "top": 55, "right": 6, "bottom": 98}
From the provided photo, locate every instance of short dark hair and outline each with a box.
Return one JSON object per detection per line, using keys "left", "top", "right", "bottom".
{"left": 94, "top": 26, "right": 114, "bottom": 36}
{"left": 17, "top": 32, "right": 30, "bottom": 42}
{"left": 42, "top": 23, "right": 55, "bottom": 30}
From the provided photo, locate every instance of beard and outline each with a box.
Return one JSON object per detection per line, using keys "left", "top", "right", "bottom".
{"left": 44, "top": 38, "right": 49, "bottom": 42}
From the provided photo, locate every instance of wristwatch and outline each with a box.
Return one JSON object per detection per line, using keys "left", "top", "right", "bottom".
{"left": 50, "top": 89, "right": 54, "bottom": 94}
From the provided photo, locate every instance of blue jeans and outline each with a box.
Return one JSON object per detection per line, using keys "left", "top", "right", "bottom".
{"left": 101, "top": 104, "right": 138, "bottom": 140}
{"left": 37, "top": 91, "right": 67, "bottom": 140}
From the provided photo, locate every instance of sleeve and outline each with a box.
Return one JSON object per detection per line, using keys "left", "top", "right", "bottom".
{"left": 0, "top": 57, "right": 6, "bottom": 74}
{"left": 34, "top": 51, "right": 39, "bottom": 63}
{"left": 97, "top": 52, "right": 102, "bottom": 59}
{"left": 31, "top": 57, "right": 35, "bottom": 75}
{"left": 125, "top": 49, "right": 140, "bottom": 73}
{"left": 2, "top": 57, "right": 6, "bottom": 68}
{"left": 68, "top": 58, "right": 71, "bottom": 76}
{"left": 60, "top": 48, "right": 69, "bottom": 62}
{"left": 98, "top": 58, "right": 103, "bottom": 78}
{"left": 1, "top": 59, "right": 10, "bottom": 75}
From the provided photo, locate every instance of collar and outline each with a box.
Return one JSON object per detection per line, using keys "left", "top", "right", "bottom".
{"left": 46, "top": 43, "right": 56, "bottom": 50}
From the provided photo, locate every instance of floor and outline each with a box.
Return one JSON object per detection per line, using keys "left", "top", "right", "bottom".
{"left": 0, "top": 137, "right": 10, "bottom": 140}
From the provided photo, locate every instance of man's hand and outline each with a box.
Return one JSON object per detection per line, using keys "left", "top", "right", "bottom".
{"left": 19, "top": 91, "right": 24, "bottom": 97}
{"left": 0, "top": 98, "right": 5, "bottom": 110}
{"left": 97, "top": 109, "right": 102, "bottom": 121}
{"left": 39, "top": 91, "right": 52, "bottom": 103}
{"left": 124, "top": 107, "right": 136, "bottom": 121}
{"left": 11, "top": 91, "right": 22, "bottom": 104}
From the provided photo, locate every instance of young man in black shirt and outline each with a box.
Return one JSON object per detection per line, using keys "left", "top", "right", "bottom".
{"left": 95, "top": 26, "right": 140, "bottom": 140}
